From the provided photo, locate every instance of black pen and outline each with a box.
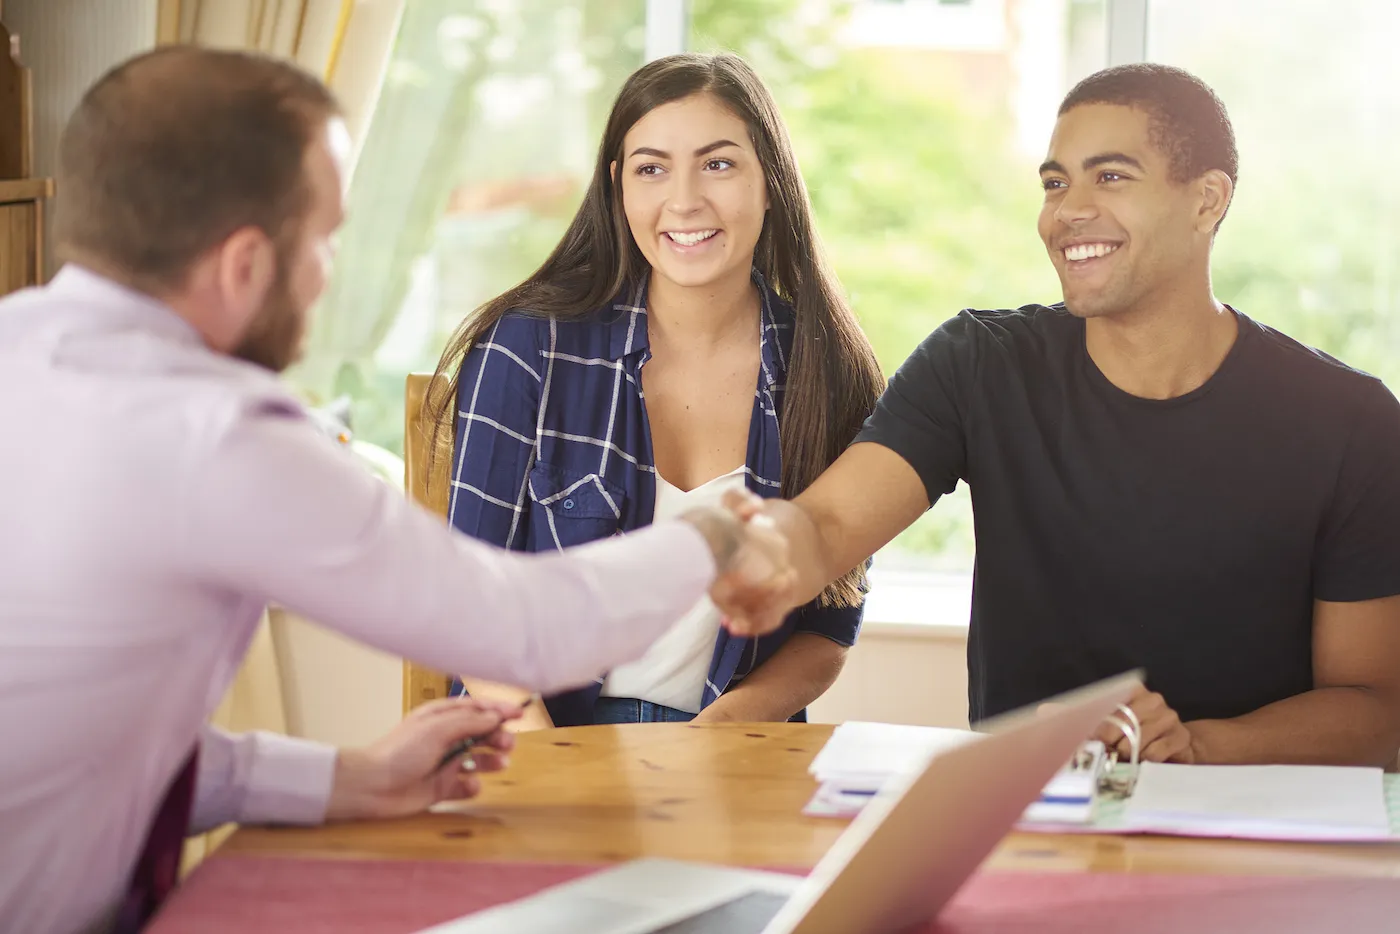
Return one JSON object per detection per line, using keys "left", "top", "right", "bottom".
{"left": 436, "top": 693, "right": 539, "bottom": 771}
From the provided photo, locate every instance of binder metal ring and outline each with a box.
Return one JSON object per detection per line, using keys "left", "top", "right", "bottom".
{"left": 1097, "top": 703, "right": 1142, "bottom": 798}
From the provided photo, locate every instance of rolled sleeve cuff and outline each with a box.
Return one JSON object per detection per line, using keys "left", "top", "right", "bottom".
{"left": 793, "top": 601, "right": 864, "bottom": 647}
{"left": 195, "top": 727, "right": 336, "bottom": 831}
{"left": 240, "top": 730, "right": 337, "bottom": 826}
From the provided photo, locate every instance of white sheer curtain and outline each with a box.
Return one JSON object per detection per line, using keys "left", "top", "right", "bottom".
{"left": 161, "top": 0, "right": 405, "bottom": 174}
{"left": 157, "top": 0, "right": 406, "bottom": 869}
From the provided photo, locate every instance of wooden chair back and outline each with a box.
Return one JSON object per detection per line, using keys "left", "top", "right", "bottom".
{"left": 402, "top": 373, "right": 454, "bottom": 712}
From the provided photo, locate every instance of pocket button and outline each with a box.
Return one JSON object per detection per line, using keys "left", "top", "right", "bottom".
{"left": 563, "top": 498, "right": 575, "bottom": 510}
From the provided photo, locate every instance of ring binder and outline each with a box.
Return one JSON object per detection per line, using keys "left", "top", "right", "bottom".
{"left": 806, "top": 705, "right": 1400, "bottom": 843}
{"left": 1060, "top": 703, "right": 1141, "bottom": 802}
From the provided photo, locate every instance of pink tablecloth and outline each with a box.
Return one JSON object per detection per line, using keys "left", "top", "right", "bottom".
{"left": 147, "top": 855, "right": 1400, "bottom": 933}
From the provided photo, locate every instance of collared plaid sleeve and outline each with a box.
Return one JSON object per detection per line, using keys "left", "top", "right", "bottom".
{"left": 790, "top": 598, "right": 864, "bottom": 647}
{"left": 448, "top": 314, "right": 544, "bottom": 550}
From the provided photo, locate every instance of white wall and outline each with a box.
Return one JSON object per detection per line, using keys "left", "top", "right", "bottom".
{"left": 809, "top": 625, "right": 970, "bottom": 729}
{"left": 5, "top": 0, "right": 158, "bottom": 278}
{"left": 273, "top": 612, "right": 971, "bottom": 749}
{"left": 270, "top": 609, "right": 406, "bottom": 747}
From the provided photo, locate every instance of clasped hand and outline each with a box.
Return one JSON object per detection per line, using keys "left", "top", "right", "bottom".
{"left": 701, "top": 489, "right": 799, "bottom": 639}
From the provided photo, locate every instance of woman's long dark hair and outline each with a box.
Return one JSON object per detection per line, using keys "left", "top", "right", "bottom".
{"left": 426, "top": 52, "right": 884, "bottom": 608}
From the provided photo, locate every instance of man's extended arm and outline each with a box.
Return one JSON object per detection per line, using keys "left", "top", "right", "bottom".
{"left": 183, "top": 401, "right": 785, "bottom": 698}
{"left": 717, "top": 443, "right": 932, "bottom": 634}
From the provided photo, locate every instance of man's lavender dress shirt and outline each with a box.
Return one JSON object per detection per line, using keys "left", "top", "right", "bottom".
{"left": 0, "top": 266, "right": 716, "bottom": 933}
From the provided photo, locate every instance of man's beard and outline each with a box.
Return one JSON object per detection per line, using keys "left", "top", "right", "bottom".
{"left": 232, "top": 267, "right": 305, "bottom": 372}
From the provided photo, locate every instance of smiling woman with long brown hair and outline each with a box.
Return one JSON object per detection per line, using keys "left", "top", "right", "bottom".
{"left": 425, "top": 52, "right": 884, "bottom": 728}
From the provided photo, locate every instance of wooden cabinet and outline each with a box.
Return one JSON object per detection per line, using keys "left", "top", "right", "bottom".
{"left": 1, "top": 10, "right": 51, "bottom": 297}
{"left": 0, "top": 177, "right": 49, "bottom": 293}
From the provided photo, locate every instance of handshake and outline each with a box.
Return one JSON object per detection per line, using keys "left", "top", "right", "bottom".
{"left": 681, "top": 489, "right": 800, "bottom": 639}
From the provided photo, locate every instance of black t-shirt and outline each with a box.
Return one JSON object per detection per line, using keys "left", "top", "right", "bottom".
{"left": 857, "top": 305, "right": 1400, "bottom": 724}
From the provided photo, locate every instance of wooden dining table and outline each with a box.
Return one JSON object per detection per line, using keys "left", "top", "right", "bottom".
{"left": 152, "top": 722, "right": 1400, "bottom": 933}
{"left": 223, "top": 721, "right": 1400, "bottom": 876}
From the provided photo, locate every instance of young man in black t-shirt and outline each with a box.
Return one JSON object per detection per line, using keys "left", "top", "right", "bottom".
{"left": 725, "top": 64, "right": 1400, "bottom": 767}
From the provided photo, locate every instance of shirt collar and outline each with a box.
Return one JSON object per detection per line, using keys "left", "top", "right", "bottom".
{"left": 605, "top": 277, "right": 651, "bottom": 360}
{"left": 47, "top": 263, "right": 204, "bottom": 347}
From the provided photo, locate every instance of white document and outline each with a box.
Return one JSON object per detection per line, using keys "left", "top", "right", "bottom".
{"left": 1122, "top": 762, "right": 1392, "bottom": 841}
{"left": 1037, "top": 740, "right": 1104, "bottom": 803}
{"left": 805, "top": 722, "right": 1100, "bottom": 825}
{"left": 807, "top": 722, "right": 982, "bottom": 791}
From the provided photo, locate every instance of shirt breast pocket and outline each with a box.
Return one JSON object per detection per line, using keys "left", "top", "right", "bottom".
{"left": 527, "top": 462, "right": 628, "bottom": 549}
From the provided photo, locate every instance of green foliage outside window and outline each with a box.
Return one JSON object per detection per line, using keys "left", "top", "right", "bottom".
{"left": 300, "top": 0, "right": 1400, "bottom": 573}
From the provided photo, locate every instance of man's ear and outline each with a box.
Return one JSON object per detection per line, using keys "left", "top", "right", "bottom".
{"left": 215, "top": 226, "right": 277, "bottom": 329}
{"left": 1197, "top": 168, "right": 1233, "bottom": 234}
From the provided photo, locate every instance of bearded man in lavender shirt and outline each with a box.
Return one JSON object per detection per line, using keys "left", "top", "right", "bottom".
{"left": 0, "top": 47, "right": 792, "bottom": 934}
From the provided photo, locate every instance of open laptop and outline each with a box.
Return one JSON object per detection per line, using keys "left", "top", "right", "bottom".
{"left": 417, "top": 671, "right": 1140, "bottom": 934}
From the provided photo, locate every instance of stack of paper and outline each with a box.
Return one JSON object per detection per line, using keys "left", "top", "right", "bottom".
{"left": 1024, "top": 740, "right": 1105, "bottom": 824}
{"left": 803, "top": 722, "right": 1101, "bottom": 825}
{"left": 1121, "top": 762, "right": 1392, "bottom": 842}
{"left": 804, "top": 722, "right": 978, "bottom": 817}
{"left": 808, "top": 722, "right": 979, "bottom": 789}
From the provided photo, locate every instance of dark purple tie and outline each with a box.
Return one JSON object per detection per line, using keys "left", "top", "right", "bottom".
{"left": 114, "top": 749, "right": 198, "bottom": 933}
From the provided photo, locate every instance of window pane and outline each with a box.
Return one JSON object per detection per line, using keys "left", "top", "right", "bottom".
{"left": 294, "top": 0, "right": 648, "bottom": 456}
{"left": 691, "top": 0, "right": 1107, "bottom": 575}
{"left": 1149, "top": 1, "right": 1400, "bottom": 388}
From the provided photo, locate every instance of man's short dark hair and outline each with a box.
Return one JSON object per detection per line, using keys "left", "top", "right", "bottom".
{"left": 55, "top": 46, "right": 339, "bottom": 291}
{"left": 1059, "top": 63, "right": 1238, "bottom": 190}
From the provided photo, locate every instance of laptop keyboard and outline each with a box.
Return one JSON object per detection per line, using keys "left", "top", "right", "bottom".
{"left": 644, "top": 890, "right": 791, "bottom": 934}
